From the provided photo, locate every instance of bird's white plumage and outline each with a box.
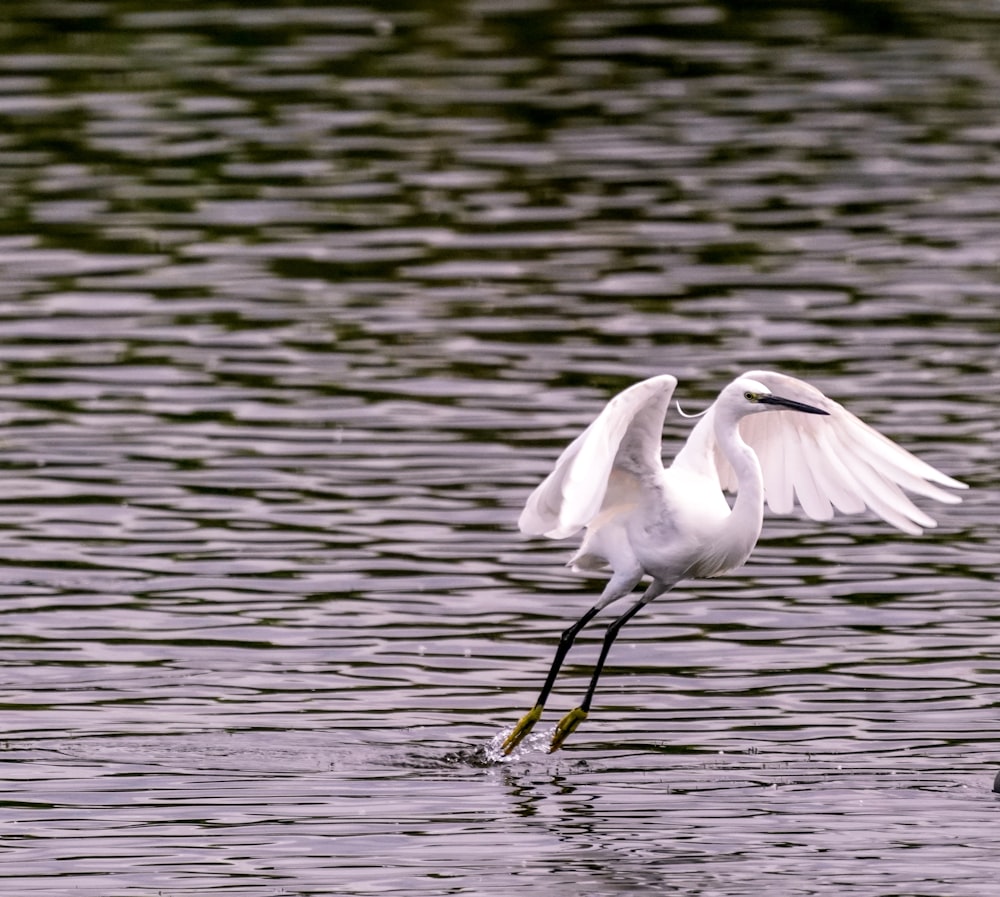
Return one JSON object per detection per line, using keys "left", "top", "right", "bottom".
{"left": 519, "top": 374, "right": 678, "bottom": 539}
{"left": 521, "top": 370, "right": 965, "bottom": 546}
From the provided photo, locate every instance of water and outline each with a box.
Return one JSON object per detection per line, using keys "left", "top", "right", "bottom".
{"left": 0, "top": 1, "right": 997, "bottom": 894}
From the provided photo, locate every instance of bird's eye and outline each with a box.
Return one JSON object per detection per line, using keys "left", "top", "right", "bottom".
{"left": 744, "top": 391, "right": 757, "bottom": 402}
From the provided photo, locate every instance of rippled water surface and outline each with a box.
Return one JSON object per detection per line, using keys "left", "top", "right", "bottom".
{"left": 1, "top": 1, "right": 999, "bottom": 894}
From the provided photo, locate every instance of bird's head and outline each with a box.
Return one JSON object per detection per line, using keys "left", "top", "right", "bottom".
{"left": 726, "top": 377, "right": 830, "bottom": 419}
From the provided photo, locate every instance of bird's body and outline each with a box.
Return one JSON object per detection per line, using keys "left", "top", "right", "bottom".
{"left": 500, "top": 371, "right": 965, "bottom": 755}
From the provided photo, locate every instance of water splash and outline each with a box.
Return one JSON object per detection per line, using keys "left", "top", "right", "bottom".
{"left": 480, "top": 725, "right": 557, "bottom": 764}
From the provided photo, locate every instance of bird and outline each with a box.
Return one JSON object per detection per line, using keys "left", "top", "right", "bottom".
{"left": 500, "top": 370, "right": 966, "bottom": 755}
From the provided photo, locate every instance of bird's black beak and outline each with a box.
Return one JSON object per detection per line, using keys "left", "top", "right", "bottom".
{"left": 759, "top": 394, "right": 829, "bottom": 415}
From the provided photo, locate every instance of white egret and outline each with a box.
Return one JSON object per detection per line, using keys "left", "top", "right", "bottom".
{"left": 501, "top": 371, "right": 966, "bottom": 754}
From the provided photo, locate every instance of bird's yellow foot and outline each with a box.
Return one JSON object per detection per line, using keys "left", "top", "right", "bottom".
{"left": 549, "top": 706, "right": 588, "bottom": 752}
{"left": 501, "top": 704, "right": 543, "bottom": 755}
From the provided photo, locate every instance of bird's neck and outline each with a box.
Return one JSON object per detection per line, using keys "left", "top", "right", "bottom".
{"left": 714, "top": 412, "right": 765, "bottom": 553}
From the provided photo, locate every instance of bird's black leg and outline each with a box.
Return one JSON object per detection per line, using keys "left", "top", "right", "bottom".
{"left": 550, "top": 584, "right": 663, "bottom": 752}
{"left": 500, "top": 602, "right": 604, "bottom": 755}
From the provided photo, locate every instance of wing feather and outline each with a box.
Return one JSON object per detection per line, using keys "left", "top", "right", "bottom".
{"left": 518, "top": 375, "right": 678, "bottom": 539}
{"left": 808, "top": 427, "right": 871, "bottom": 515}
{"left": 756, "top": 411, "right": 794, "bottom": 513}
{"left": 784, "top": 427, "right": 833, "bottom": 521}
{"left": 720, "top": 370, "right": 965, "bottom": 533}
{"left": 823, "top": 426, "right": 933, "bottom": 533}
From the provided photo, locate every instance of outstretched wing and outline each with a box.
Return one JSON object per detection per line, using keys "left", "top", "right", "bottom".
{"left": 519, "top": 374, "right": 678, "bottom": 539}
{"left": 719, "top": 370, "right": 966, "bottom": 535}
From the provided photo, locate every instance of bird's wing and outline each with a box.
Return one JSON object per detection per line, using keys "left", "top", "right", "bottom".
{"left": 716, "top": 370, "right": 966, "bottom": 535}
{"left": 519, "top": 374, "right": 678, "bottom": 539}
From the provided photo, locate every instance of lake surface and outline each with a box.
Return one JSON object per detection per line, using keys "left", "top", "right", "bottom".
{"left": 1, "top": 1, "right": 998, "bottom": 894}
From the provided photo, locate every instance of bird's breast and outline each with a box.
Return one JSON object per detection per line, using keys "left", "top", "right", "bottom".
{"left": 632, "top": 470, "right": 754, "bottom": 581}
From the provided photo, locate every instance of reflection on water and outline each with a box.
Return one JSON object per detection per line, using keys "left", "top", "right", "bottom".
{"left": 0, "top": 1, "right": 997, "bottom": 895}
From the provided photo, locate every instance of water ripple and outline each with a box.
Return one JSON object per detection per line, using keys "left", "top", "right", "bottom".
{"left": 0, "top": 2, "right": 997, "bottom": 895}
